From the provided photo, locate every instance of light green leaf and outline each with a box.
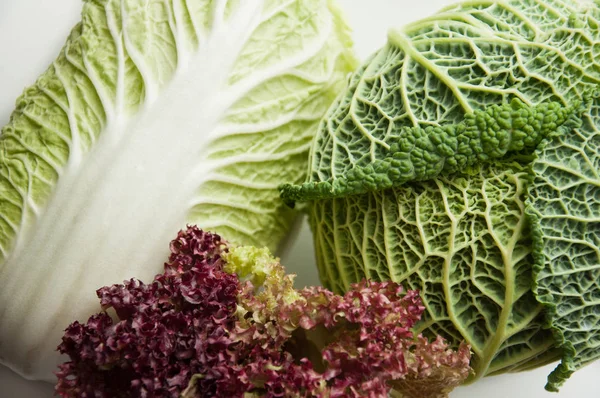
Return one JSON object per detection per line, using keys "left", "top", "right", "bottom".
{"left": 0, "top": 0, "right": 356, "bottom": 380}
{"left": 309, "top": 163, "right": 560, "bottom": 378}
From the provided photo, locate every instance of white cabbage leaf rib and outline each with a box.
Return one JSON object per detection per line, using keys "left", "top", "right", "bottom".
{"left": 0, "top": 0, "right": 356, "bottom": 380}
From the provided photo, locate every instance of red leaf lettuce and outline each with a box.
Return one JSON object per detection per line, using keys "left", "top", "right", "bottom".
{"left": 55, "top": 227, "right": 470, "bottom": 397}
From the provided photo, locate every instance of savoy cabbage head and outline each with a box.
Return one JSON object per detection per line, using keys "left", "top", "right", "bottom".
{"left": 281, "top": 0, "right": 600, "bottom": 391}
{"left": 0, "top": 0, "right": 356, "bottom": 381}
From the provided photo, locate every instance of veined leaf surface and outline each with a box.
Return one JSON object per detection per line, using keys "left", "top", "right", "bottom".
{"left": 281, "top": 0, "right": 600, "bottom": 389}
{"left": 0, "top": 0, "right": 356, "bottom": 380}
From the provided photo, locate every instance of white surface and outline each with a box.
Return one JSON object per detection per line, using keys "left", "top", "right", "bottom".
{"left": 0, "top": 0, "right": 599, "bottom": 396}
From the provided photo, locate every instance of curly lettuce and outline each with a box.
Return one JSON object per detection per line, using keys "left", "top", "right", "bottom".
{"left": 55, "top": 227, "right": 471, "bottom": 398}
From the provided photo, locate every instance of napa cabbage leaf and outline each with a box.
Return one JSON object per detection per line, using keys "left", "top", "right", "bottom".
{"left": 0, "top": 0, "right": 356, "bottom": 381}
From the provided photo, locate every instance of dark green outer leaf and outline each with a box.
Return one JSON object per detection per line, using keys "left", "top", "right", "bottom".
{"left": 528, "top": 97, "right": 600, "bottom": 391}
{"left": 283, "top": 0, "right": 600, "bottom": 203}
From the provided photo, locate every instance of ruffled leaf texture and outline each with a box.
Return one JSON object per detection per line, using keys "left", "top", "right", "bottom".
{"left": 55, "top": 226, "right": 471, "bottom": 398}
{"left": 0, "top": 0, "right": 357, "bottom": 380}
{"left": 528, "top": 97, "right": 600, "bottom": 391}
{"left": 281, "top": 0, "right": 600, "bottom": 390}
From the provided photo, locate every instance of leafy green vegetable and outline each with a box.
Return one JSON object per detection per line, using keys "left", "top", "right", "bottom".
{"left": 528, "top": 99, "right": 600, "bottom": 391}
{"left": 281, "top": 99, "right": 574, "bottom": 202}
{"left": 281, "top": 0, "right": 600, "bottom": 391}
{"left": 306, "top": 162, "right": 558, "bottom": 380}
{"left": 0, "top": 0, "right": 356, "bottom": 381}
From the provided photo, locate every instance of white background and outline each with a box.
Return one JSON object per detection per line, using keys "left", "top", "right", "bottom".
{"left": 0, "top": 0, "right": 599, "bottom": 396}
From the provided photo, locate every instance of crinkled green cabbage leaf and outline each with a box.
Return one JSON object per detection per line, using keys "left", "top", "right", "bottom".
{"left": 528, "top": 100, "right": 600, "bottom": 390}
{"left": 0, "top": 0, "right": 356, "bottom": 381}
{"left": 281, "top": 0, "right": 600, "bottom": 391}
